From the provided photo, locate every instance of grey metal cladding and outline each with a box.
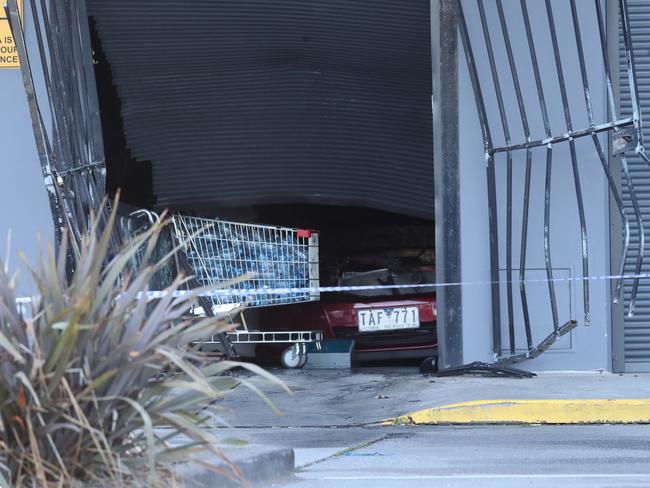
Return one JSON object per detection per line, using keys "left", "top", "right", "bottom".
{"left": 620, "top": 0, "right": 650, "bottom": 371}
{"left": 86, "top": 0, "right": 434, "bottom": 219}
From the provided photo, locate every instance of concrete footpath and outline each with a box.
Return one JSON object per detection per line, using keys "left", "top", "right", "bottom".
{"left": 220, "top": 368, "right": 650, "bottom": 427}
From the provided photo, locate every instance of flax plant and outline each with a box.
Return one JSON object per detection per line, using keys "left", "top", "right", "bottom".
{"left": 0, "top": 203, "right": 287, "bottom": 487}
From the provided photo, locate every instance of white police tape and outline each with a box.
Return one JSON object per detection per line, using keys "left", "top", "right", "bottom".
{"left": 138, "top": 270, "right": 650, "bottom": 300}
{"left": 15, "top": 271, "right": 650, "bottom": 304}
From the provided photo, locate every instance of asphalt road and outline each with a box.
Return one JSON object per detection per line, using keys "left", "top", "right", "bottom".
{"left": 262, "top": 425, "right": 650, "bottom": 488}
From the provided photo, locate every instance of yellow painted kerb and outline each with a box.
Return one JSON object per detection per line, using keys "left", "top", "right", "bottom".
{"left": 384, "top": 399, "right": 650, "bottom": 425}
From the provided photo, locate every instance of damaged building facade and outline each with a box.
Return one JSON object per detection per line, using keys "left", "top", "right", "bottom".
{"left": 1, "top": 0, "right": 650, "bottom": 372}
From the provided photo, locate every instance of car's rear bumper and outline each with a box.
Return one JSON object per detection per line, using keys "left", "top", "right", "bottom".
{"left": 332, "top": 322, "right": 436, "bottom": 351}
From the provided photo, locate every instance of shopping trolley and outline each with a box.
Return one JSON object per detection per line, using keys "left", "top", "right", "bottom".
{"left": 171, "top": 214, "right": 323, "bottom": 367}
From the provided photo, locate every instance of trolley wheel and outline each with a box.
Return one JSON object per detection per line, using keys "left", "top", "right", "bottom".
{"left": 419, "top": 355, "right": 438, "bottom": 375}
{"left": 281, "top": 346, "right": 306, "bottom": 369}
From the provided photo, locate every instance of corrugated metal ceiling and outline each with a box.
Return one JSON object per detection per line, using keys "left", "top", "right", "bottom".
{"left": 87, "top": 0, "right": 433, "bottom": 219}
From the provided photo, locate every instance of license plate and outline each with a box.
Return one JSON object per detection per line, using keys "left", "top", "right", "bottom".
{"left": 358, "top": 306, "right": 420, "bottom": 332}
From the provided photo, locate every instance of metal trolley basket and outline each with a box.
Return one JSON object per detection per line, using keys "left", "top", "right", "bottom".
{"left": 171, "top": 214, "right": 322, "bottom": 368}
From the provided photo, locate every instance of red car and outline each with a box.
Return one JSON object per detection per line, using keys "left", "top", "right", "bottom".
{"left": 258, "top": 287, "right": 437, "bottom": 363}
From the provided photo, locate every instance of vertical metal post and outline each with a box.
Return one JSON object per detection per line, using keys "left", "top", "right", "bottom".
{"left": 496, "top": 0, "right": 533, "bottom": 351}
{"left": 432, "top": 0, "right": 463, "bottom": 368}
{"left": 544, "top": 0, "right": 590, "bottom": 325}
{"left": 476, "top": 0, "right": 515, "bottom": 356}
{"left": 308, "top": 233, "right": 320, "bottom": 302}
{"left": 457, "top": 0, "right": 501, "bottom": 358}
{"left": 520, "top": 0, "right": 560, "bottom": 334}
{"left": 608, "top": 0, "right": 626, "bottom": 372}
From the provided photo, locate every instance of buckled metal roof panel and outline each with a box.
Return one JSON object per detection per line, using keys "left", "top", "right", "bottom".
{"left": 86, "top": 0, "right": 433, "bottom": 219}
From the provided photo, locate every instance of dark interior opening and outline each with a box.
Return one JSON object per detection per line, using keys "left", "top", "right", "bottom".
{"left": 89, "top": 18, "right": 154, "bottom": 208}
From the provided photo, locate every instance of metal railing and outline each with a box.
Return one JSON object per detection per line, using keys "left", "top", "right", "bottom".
{"left": 458, "top": 0, "right": 646, "bottom": 363}
{"left": 6, "top": 0, "right": 116, "bottom": 263}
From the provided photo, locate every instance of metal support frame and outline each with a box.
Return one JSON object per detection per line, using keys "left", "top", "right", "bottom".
{"left": 173, "top": 241, "right": 238, "bottom": 359}
{"left": 432, "top": 0, "right": 463, "bottom": 368}
{"left": 6, "top": 0, "right": 119, "bottom": 266}
{"left": 457, "top": 0, "right": 647, "bottom": 365}
{"left": 6, "top": 0, "right": 64, "bottom": 247}
{"left": 201, "top": 330, "right": 323, "bottom": 345}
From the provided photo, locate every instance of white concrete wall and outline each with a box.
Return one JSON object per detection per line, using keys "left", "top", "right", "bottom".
{"left": 458, "top": 0, "right": 612, "bottom": 370}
